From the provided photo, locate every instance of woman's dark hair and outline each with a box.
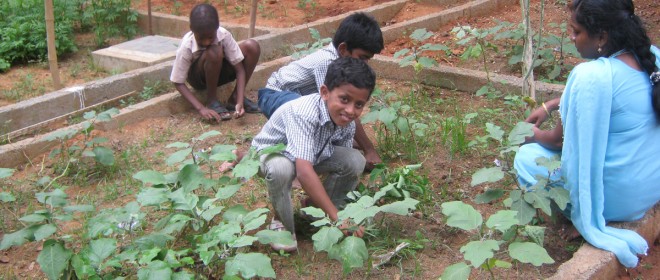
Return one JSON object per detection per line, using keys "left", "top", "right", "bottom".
{"left": 190, "top": 4, "right": 219, "bottom": 33}
{"left": 324, "top": 57, "right": 376, "bottom": 96}
{"left": 571, "top": 0, "right": 659, "bottom": 118}
{"left": 333, "top": 12, "right": 384, "bottom": 55}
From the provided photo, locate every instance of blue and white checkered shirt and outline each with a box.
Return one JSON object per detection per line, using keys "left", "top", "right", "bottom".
{"left": 264, "top": 43, "right": 338, "bottom": 95}
{"left": 251, "top": 94, "right": 355, "bottom": 164}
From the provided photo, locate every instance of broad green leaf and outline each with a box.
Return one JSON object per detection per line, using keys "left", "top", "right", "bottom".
{"left": 549, "top": 187, "right": 570, "bottom": 211}
{"left": 474, "top": 189, "right": 505, "bottom": 204}
{"left": 37, "top": 240, "right": 72, "bottom": 280}
{"left": 508, "top": 242, "right": 554, "bottom": 266}
{"left": 216, "top": 184, "right": 241, "bottom": 200}
{"left": 486, "top": 123, "right": 504, "bottom": 142}
{"left": 523, "top": 190, "right": 552, "bottom": 216}
{"left": 257, "top": 144, "right": 286, "bottom": 156}
{"left": 225, "top": 253, "right": 276, "bottom": 279}
{"left": 0, "top": 192, "right": 15, "bottom": 203}
{"left": 301, "top": 207, "right": 326, "bottom": 219}
{"left": 157, "top": 214, "right": 192, "bottom": 235}
{"left": 223, "top": 205, "right": 248, "bottom": 222}
{"left": 232, "top": 158, "right": 260, "bottom": 179}
{"left": 312, "top": 226, "right": 343, "bottom": 252}
{"left": 63, "top": 205, "right": 95, "bottom": 213}
{"left": 137, "top": 187, "right": 169, "bottom": 206}
{"left": 199, "top": 250, "right": 215, "bottom": 266}
{"left": 255, "top": 230, "right": 295, "bottom": 246}
{"left": 243, "top": 213, "right": 268, "bottom": 232}
{"left": 471, "top": 167, "right": 504, "bottom": 187}
{"left": 33, "top": 224, "right": 57, "bottom": 241}
{"left": 71, "top": 254, "right": 97, "bottom": 279}
{"left": 524, "top": 225, "right": 546, "bottom": 246}
{"left": 134, "top": 233, "right": 174, "bottom": 250}
{"left": 200, "top": 205, "right": 224, "bottom": 222}
{"left": 137, "top": 260, "right": 173, "bottom": 280}
{"left": 441, "top": 201, "right": 482, "bottom": 231}
{"left": 230, "top": 235, "right": 258, "bottom": 248}
{"left": 340, "top": 204, "right": 379, "bottom": 224}
{"left": 216, "top": 223, "right": 242, "bottom": 244}
{"left": 93, "top": 147, "right": 115, "bottom": 166}
{"left": 133, "top": 170, "right": 168, "bottom": 186}
{"left": 393, "top": 48, "right": 409, "bottom": 58}
{"left": 0, "top": 168, "right": 15, "bottom": 179}
{"left": 166, "top": 148, "right": 192, "bottom": 165}
{"left": 36, "top": 189, "right": 67, "bottom": 207}
{"left": 379, "top": 198, "right": 419, "bottom": 215}
{"left": 177, "top": 164, "right": 205, "bottom": 193}
{"left": 507, "top": 122, "right": 534, "bottom": 146}
{"left": 139, "top": 248, "right": 162, "bottom": 265}
{"left": 44, "top": 129, "right": 78, "bottom": 141}
{"left": 0, "top": 227, "right": 35, "bottom": 249}
{"left": 485, "top": 210, "right": 519, "bottom": 232}
{"left": 166, "top": 142, "right": 189, "bottom": 148}
{"left": 173, "top": 271, "right": 195, "bottom": 280}
{"left": 89, "top": 238, "right": 117, "bottom": 267}
{"left": 417, "top": 56, "right": 438, "bottom": 68}
{"left": 209, "top": 148, "right": 237, "bottom": 162}
{"left": 535, "top": 155, "right": 561, "bottom": 173}
{"left": 440, "top": 262, "right": 471, "bottom": 280}
{"left": 169, "top": 188, "right": 198, "bottom": 211}
{"left": 410, "top": 28, "right": 433, "bottom": 41}
{"left": 19, "top": 213, "right": 48, "bottom": 223}
{"left": 459, "top": 240, "right": 499, "bottom": 267}
{"left": 327, "top": 236, "right": 368, "bottom": 274}
{"left": 509, "top": 196, "right": 536, "bottom": 225}
{"left": 195, "top": 130, "right": 221, "bottom": 141}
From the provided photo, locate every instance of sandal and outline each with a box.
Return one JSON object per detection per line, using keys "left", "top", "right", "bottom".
{"left": 268, "top": 219, "right": 297, "bottom": 252}
{"left": 227, "top": 97, "right": 261, "bottom": 114}
{"left": 208, "top": 101, "right": 232, "bottom": 121}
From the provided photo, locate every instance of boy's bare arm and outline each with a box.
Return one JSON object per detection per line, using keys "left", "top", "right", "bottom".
{"left": 295, "top": 159, "right": 339, "bottom": 221}
{"left": 354, "top": 119, "right": 381, "bottom": 169}
{"left": 232, "top": 61, "right": 247, "bottom": 117}
{"left": 174, "top": 82, "right": 221, "bottom": 122}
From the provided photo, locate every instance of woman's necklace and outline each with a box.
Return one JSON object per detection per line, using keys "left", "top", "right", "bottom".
{"left": 609, "top": 49, "right": 628, "bottom": 58}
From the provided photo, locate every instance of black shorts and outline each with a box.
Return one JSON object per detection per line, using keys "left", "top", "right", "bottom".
{"left": 187, "top": 56, "right": 237, "bottom": 90}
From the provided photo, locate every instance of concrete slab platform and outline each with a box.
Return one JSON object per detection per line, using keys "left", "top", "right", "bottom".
{"left": 92, "top": 35, "right": 180, "bottom": 73}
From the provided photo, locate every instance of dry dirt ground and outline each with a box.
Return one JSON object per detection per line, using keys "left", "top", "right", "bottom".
{"left": 1, "top": 0, "right": 660, "bottom": 279}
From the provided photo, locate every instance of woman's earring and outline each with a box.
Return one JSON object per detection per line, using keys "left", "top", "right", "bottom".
{"left": 597, "top": 46, "right": 602, "bottom": 53}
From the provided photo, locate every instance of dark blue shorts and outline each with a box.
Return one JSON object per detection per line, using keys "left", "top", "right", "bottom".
{"left": 258, "top": 88, "right": 302, "bottom": 119}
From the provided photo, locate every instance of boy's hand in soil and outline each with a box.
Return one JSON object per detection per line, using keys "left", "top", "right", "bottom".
{"left": 199, "top": 107, "right": 221, "bottom": 123}
{"left": 234, "top": 103, "right": 245, "bottom": 118}
{"left": 339, "top": 220, "right": 365, "bottom": 238}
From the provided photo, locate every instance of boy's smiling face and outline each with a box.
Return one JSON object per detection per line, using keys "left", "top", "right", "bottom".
{"left": 320, "top": 83, "right": 370, "bottom": 127}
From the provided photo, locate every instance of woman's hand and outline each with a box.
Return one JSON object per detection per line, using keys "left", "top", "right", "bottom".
{"left": 525, "top": 106, "right": 549, "bottom": 127}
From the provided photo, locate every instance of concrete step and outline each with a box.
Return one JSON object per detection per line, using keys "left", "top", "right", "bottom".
{"left": 92, "top": 35, "right": 181, "bottom": 73}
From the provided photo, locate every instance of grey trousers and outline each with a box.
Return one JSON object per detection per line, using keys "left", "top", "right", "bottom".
{"left": 259, "top": 146, "right": 366, "bottom": 233}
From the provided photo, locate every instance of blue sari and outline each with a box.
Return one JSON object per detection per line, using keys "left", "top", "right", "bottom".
{"left": 515, "top": 46, "right": 660, "bottom": 268}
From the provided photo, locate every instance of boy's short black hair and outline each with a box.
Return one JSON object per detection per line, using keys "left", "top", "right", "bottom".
{"left": 324, "top": 57, "right": 376, "bottom": 96}
{"left": 190, "top": 4, "right": 219, "bottom": 33}
{"left": 332, "top": 12, "right": 384, "bottom": 55}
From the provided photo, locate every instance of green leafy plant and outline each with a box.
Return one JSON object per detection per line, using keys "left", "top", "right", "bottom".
{"left": 81, "top": 0, "right": 138, "bottom": 47}
{"left": 440, "top": 201, "right": 555, "bottom": 279}
{"left": 0, "top": 0, "right": 79, "bottom": 69}
{"left": 470, "top": 121, "right": 570, "bottom": 225}
{"left": 1, "top": 131, "right": 293, "bottom": 279}
{"left": 361, "top": 88, "right": 430, "bottom": 161}
{"left": 361, "top": 163, "right": 431, "bottom": 208}
{"left": 393, "top": 28, "right": 449, "bottom": 73}
{"left": 45, "top": 108, "right": 120, "bottom": 179}
{"left": 302, "top": 183, "right": 419, "bottom": 274}
{"left": 291, "top": 28, "right": 331, "bottom": 59}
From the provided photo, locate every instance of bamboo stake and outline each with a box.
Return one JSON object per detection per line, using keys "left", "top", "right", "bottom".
{"left": 44, "top": 0, "right": 62, "bottom": 90}
{"left": 520, "top": 0, "right": 535, "bottom": 99}
{"left": 249, "top": 0, "right": 258, "bottom": 38}
{"left": 147, "top": 0, "right": 153, "bottom": 35}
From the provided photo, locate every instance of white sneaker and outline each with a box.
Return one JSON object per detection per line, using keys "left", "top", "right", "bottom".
{"left": 269, "top": 219, "right": 297, "bottom": 252}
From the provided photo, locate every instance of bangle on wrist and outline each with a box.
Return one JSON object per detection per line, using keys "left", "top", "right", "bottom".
{"left": 542, "top": 102, "right": 550, "bottom": 116}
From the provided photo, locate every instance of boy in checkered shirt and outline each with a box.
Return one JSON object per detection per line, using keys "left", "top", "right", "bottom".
{"left": 258, "top": 12, "right": 384, "bottom": 171}
{"left": 252, "top": 57, "right": 376, "bottom": 252}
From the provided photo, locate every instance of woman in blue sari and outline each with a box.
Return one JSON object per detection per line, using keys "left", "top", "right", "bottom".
{"left": 513, "top": 0, "right": 660, "bottom": 268}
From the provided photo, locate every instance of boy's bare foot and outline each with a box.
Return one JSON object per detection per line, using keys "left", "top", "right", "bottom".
{"left": 560, "top": 224, "right": 582, "bottom": 241}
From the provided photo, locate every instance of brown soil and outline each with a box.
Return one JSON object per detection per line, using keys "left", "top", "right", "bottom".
{"left": 1, "top": 0, "right": 659, "bottom": 279}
